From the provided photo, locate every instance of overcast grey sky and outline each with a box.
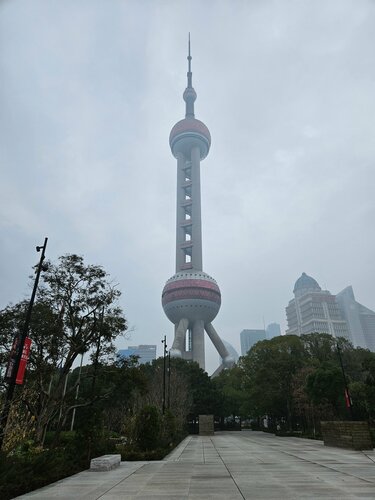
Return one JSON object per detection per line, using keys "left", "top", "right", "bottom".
{"left": 1, "top": 0, "right": 374, "bottom": 373}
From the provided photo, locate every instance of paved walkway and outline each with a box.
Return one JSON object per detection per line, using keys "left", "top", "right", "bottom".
{"left": 18, "top": 431, "right": 375, "bottom": 499}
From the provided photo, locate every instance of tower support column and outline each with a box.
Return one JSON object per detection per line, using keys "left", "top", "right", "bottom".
{"left": 205, "top": 323, "right": 232, "bottom": 365}
{"left": 192, "top": 319, "right": 205, "bottom": 370}
{"left": 171, "top": 317, "right": 189, "bottom": 356}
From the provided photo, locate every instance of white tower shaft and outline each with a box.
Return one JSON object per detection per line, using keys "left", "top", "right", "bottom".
{"left": 176, "top": 146, "right": 202, "bottom": 272}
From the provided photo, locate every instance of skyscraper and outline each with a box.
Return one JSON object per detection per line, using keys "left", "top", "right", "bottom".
{"left": 266, "top": 323, "right": 281, "bottom": 339}
{"left": 240, "top": 329, "right": 266, "bottom": 356}
{"left": 286, "top": 272, "right": 350, "bottom": 339}
{"left": 161, "top": 39, "right": 233, "bottom": 374}
{"left": 336, "top": 286, "right": 375, "bottom": 351}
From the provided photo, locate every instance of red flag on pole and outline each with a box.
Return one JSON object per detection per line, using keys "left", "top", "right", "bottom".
{"left": 344, "top": 388, "right": 352, "bottom": 409}
{"left": 16, "top": 337, "right": 32, "bottom": 385}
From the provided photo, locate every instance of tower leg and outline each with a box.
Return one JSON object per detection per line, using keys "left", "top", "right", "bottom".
{"left": 211, "top": 363, "right": 225, "bottom": 378}
{"left": 205, "top": 322, "right": 234, "bottom": 366}
{"left": 171, "top": 318, "right": 189, "bottom": 357}
{"left": 192, "top": 319, "right": 205, "bottom": 370}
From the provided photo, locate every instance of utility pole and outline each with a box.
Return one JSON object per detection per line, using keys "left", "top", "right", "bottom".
{"left": 0, "top": 237, "right": 48, "bottom": 449}
{"left": 336, "top": 341, "right": 354, "bottom": 420}
{"left": 167, "top": 351, "right": 171, "bottom": 410}
{"left": 161, "top": 336, "right": 167, "bottom": 414}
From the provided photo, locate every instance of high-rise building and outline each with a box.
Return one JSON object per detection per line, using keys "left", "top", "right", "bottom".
{"left": 266, "top": 323, "right": 281, "bottom": 339}
{"left": 286, "top": 273, "right": 350, "bottom": 340}
{"left": 336, "top": 286, "right": 375, "bottom": 351}
{"left": 240, "top": 329, "right": 266, "bottom": 356}
{"left": 161, "top": 38, "right": 233, "bottom": 374}
{"left": 118, "top": 345, "right": 157, "bottom": 365}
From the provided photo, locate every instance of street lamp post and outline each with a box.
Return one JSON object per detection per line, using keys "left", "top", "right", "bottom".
{"left": 167, "top": 351, "right": 171, "bottom": 410}
{"left": 0, "top": 237, "right": 48, "bottom": 450}
{"left": 161, "top": 336, "right": 167, "bottom": 414}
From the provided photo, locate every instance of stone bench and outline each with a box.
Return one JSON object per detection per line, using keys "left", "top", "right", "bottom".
{"left": 90, "top": 454, "right": 121, "bottom": 471}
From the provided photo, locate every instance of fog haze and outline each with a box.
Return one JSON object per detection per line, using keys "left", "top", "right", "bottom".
{"left": 1, "top": 0, "right": 374, "bottom": 373}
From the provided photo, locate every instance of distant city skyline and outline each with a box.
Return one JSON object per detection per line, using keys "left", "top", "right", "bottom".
{"left": 118, "top": 345, "right": 157, "bottom": 365}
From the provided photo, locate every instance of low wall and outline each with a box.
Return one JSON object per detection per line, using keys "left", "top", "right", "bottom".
{"left": 321, "top": 421, "right": 373, "bottom": 450}
{"left": 199, "top": 415, "right": 214, "bottom": 436}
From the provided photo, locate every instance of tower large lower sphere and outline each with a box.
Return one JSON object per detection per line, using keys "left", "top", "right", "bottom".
{"left": 162, "top": 39, "right": 233, "bottom": 374}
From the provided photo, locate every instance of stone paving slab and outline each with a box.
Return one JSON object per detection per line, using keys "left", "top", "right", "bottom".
{"left": 16, "top": 430, "right": 375, "bottom": 499}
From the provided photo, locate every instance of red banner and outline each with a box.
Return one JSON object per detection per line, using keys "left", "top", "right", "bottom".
{"left": 16, "top": 337, "right": 32, "bottom": 385}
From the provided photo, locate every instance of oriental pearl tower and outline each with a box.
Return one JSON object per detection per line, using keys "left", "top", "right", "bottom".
{"left": 162, "top": 38, "right": 233, "bottom": 375}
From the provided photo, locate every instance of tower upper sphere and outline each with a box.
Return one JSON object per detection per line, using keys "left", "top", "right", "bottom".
{"left": 169, "top": 36, "right": 211, "bottom": 160}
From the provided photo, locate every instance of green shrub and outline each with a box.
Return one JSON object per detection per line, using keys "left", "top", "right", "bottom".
{"left": 250, "top": 421, "right": 261, "bottom": 431}
{"left": 369, "top": 427, "right": 375, "bottom": 447}
{"left": 114, "top": 408, "right": 186, "bottom": 461}
{"left": 161, "top": 410, "right": 177, "bottom": 446}
{"left": 0, "top": 429, "right": 120, "bottom": 500}
{"left": 44, "top": 430, "right": 76, "bottom": 447}
{"left": 134, "top": 405, "right": 161, "bottom": 451}
{"left": 116, "top": 446, "right": 168, "bottom": 461}
{"left": 0, "top": 447, "right": 87, "bottom": 500}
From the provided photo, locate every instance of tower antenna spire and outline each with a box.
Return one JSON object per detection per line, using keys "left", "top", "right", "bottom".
{"left": 187, "top": 32, "right": 192, "bottom": 87}
{"left": 184, "top": 33, "right": 196, "bottom": 117}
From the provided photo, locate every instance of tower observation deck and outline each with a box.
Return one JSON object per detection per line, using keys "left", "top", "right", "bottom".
{"left": 162, "top": 37, "right": 233, "bottom": 374}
